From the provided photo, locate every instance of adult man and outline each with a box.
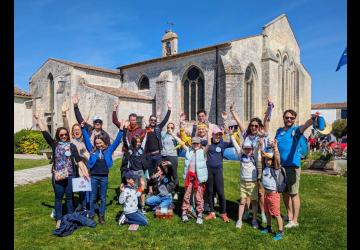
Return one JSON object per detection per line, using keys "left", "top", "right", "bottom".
{"left": 72, "top": 95, "right": 111, "bottom": 145}
{"left": 143, "top": 101, "right": 172, "bottom": 176}
{"left": 183, "top": 110, "right": 215, "bottom": 138}
{"left": 275, "top": 109, "right": 316, "bottom": 228}
{"left": 112, "top": 101, "right": 145, "bottom": 180}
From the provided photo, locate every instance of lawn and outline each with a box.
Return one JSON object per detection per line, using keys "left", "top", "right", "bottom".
{"left": 14, "top": 158, "right": 50, "bottom": 171}
{"left": 14, "top": 159, "right": 347, "bottom": 250}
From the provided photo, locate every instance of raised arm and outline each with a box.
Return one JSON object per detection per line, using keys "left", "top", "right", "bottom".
{"left": 72, "top": 95, "right": 85, "bottom": 124}
{"left": 61, "top": 101, "right": 70, "bottom": 131}
{"left": 108, "top": 122, "right": 124, "bottom": 153}
{"left": 229, "top": 127, "right": 241, "bottom": 156}
{"left": 170, "top": 131, "right": 189, "bottom": 151}
{"left": 221, "top": 111, "right": 229, "bottom": 135}
{"left": 273, "top": 139, "right": 281, "bottom": 169}
{"left": 263, "top": 97, "right": 274, "bottom": 133}
{"left": 112, "top": 100, "right": 121, "bottom": 128}
{"left": 229, "top": 101, "right": 246, "bottom": 133}
{"left": 34, "top": 113, "right": 54, "bottom": 148}
{"left": 158, "top": 101, "right": 172, "bottom": 129}
{"left": 299, "top": 112, "right": 318, "bottom": 134}
{"left": 81, "top": 126, "right": 94, "bottom": 152}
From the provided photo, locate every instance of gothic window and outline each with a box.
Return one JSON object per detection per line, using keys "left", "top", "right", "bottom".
{"left": 244, "top": 65, "right": 256, "bottom": 121}
{"left": 282, "top": 56, "right": 288, "bottom": 109}
{"left": 48, "top": 73, "right": 54, "bottom": 112}
{"left": 182, "top": 66, "right": 205, "bottom": 121}
{"left": 139, "top": 75, "right": 150, "bottom": 90}
{"left": 166, "top": 42, "right": 171, "bottom": 56}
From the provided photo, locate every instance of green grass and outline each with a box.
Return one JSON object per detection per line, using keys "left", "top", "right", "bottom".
{"left": 14, "top": 159, "right": 346, "bottom": 250}
{"left": 14, "top": 158, "right": 50, "bottom": 171}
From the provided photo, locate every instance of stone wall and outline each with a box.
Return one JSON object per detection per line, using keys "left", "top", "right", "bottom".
{"left": 14, "top": 97, "right": 33, "bottom": 132}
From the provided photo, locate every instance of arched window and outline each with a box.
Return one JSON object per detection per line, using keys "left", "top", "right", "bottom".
{"left": 166, "top": 42, "right": 171, "bottom": 56}
{"left": 138, "top": 75, "right": 150, "bottom": 90}
{"left": 182, "top": 66, "right": 205, "bottom": 121}
{"left": 244, "top": 65, "right": 256, "bottom": 121}
{"left": 48, "top": 73, "right": 54, "bottom": 112}
{"left": 282, "top": 55, "right": 288, "bottom": 109}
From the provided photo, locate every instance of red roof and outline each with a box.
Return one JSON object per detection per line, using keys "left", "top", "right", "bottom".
{"left": 14, "top": 86, "right": 32, "bottom": 98}
{"left": 311, "top": 102, "right": 347, "bottom": 109}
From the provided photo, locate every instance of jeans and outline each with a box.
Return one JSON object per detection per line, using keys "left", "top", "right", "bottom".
{"left": 89, "top": 175, "right": 108, "bottom": 217}
{"left": 52, "top": 173, "right": 74, "bottom": 220}
{"left": 125, "top": 211, "right": 148, "bottom": 226}
{"left": 145, "top": 194, "right": 172, "bottom": 210}
{"left": 146, "top": 154, "right": 162, "bottom": 176}
{"left": 162, "top": 155, "right": 179, "bottom": 192}
{"left": 79, "top": 191, "right": 90, "bottom": 210}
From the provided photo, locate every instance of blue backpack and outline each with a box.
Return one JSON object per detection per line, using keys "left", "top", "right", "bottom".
{"left": 296, "top": 135, "right": 309, "bottom": 159}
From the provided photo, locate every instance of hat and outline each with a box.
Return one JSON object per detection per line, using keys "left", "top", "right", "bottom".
{"left": 124, "top": 170, "right": 138, "bottom": 180}
{"left": 242, "top": 142, "right": 253, "bottom": 149}
{"left": 197, "top": 123, "right": 208, "bottom": 129}
{"left": 263, "top": 151, "right": 274, "bottom": 159}
{"left": 192, "top": 137, "right": 201, "bottom": 144}
{"left": 92, "top": 115, "right": 103, "bottom": 122}
{"left": 212, "top": 127, "right": 223, "bottom": 135}
{"left": 315, "top": 123, "right": 332, "bottom": 135}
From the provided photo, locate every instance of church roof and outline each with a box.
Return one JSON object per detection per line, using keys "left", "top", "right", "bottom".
{"left": 82, "top": 82, "right": 154, "bottom": 101}
{"left": 48, "top": 58, "right": 119, "bottom": 75}
{"left": 14, "top": 86, "right": 32, "bottom": 98}
{"left": 312, "top": 102, "right": 347, "bottom": 110}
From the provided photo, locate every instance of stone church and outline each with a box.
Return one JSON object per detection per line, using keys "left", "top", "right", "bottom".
{"left": 29, "top": 14, "right": 311, "bottom": 141}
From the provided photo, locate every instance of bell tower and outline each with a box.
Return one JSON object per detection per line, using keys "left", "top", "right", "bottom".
{"left": 161, "top": 30, "right": 178, "bottom": 57}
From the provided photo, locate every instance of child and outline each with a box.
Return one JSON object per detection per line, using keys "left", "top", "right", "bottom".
{"left": 123, "top": 123, "right": 148, "bottom": 213}
{"left": 118, "top": 170, "right": 148, "bottom": 226}
{"left": 259, "top": 138, "right": 284, "bottom": 241}
{"left": 82, "top": 121, "right": 124, "bottom": 224}
{"left": 229, "top": 128, "right": 259, "bottom": 229}
{"left": 145, "top": 161, "right": 175, "bottom": 211}
{"left": 171, "top": 133, "right": 209, "bottom": 225}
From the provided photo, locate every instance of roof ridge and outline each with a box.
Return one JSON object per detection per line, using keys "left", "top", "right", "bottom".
{"left": 49, "top": 58, "right": 119, "bottom": 75}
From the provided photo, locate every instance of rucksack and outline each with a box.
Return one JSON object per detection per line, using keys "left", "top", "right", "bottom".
{"left": 296, "top": 135, "right": 309, "bottom": 159}
{"left": 270, "top": 167, "right": 287, "bottom": 193}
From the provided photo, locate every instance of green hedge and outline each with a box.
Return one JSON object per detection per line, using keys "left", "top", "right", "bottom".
{"left": 305, "top": 151, "right": 334, "bottom": 161}
{"left": 14, "top": 129, "right": 49, "bottom": 154}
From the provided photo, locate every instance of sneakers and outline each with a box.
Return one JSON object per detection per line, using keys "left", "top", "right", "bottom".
{"left": 235, "top": 220, "right": 242, "bottom": 229}
{"left": 196, "top": 214, "right": 203, "bottom": 225}
{"left": 141, "top": 207, "right": 147, "bottom": 214}
{"left": 252, "top": 220, "right": 259, "bottom": 229}
{"left": 173, "top": 193, "right": 179, "bottom": 201}
{"left": 50, "top": 209, "right": 55, "bottom": 219}
{"left": 261, "top": 227, "right": 272, "bottom": 234}
{"left": 243, "top": 210, "right": 250, "bottom": 220}
{"left": 219, "top": 213, "right": 230, "bottom": 223}
{"left": 214, "top": 196, "right": 218, "bottom": 205}
{"left": 118, "top": 213, "right": 126, "bottom": 225}
{"left": 261, "top": 213, "right": 267, "bottom": 224}
{"left": 56, "top": 220, "right": 61, "bottom": 229}
{"left": 273, "top": 232, "right": 283, "bottom": 241}
{"left": 205, "top": 212, "right": 216, "bottom": 220}
{"left": 182, "top": 214, "right": 189, "bottom": 223}
{"left": 99, "top": 215, "right": 105, "bottom": 225}
{"left": 285, "top": 221, "right": 299, "bottom": 228}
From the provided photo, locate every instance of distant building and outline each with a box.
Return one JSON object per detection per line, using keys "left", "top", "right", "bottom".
{"left": 14, "top": 86, "right": 33, "bottom": 133}
{"left": 311, "top": 102, "right": 347, "bottom": 125}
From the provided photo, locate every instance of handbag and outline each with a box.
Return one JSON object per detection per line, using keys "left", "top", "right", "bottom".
{"left": 53, "top": 167, "right": 69, "bottom": 181}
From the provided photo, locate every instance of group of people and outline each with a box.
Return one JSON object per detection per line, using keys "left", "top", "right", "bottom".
{"left": 34, "top": 94, "right": 318, "bottom": 241}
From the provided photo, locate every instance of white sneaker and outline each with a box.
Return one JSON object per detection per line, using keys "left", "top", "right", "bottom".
{"left": 235, "top": 220, "right": 242, "bottom": 229}
{"left": 50, "top": 209, "right": 55, "bottom": 219}
{"left": 285, "top": 221, "right": 299, "bottom": 228}
{"left": 182, "top": 214, "right": 189, "bottom": 223}
{"left": 173, "top": 193, "right": 179, "bottom": 201}
{"left": 252, "top": 220, "right": 259, "bottom": 229}
{"left": 261, "top": 213, "right": 267, "bottom": 224}
{"left": 118, "top": 213, "right": 126, "bottom": 225}
{"left": 56, "top": 220, "right": 61, "bottom": 229}
{"left": 196, "top": 217, "right": 203, "bottom": 224}
{"left": 214, "top": 196, "right": 218, "bottom": 205}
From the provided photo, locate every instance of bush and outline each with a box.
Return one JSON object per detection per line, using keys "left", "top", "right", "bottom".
{"left": 14, "top": 129, "right": 49, "bottom": 154}
{"left": 332, "top": 119, "right": 347, "bottom": 138}
{"left": 305, "top": 151, "right": 334, "bottom": 161}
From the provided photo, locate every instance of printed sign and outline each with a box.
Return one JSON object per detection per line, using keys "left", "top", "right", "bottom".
{"left": 72, "top": 177, "right": 92, "bottom": 192}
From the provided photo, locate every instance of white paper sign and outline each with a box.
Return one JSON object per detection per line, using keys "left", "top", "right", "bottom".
{"left": 72, "top": 177, "right": 92, "bottom": 192}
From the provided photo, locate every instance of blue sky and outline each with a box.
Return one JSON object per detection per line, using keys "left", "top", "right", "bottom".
{"left": 14, "top": 0, "right": 347, "bottom": 103}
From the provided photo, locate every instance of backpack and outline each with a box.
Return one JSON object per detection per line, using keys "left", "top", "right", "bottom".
{"left": 269, "top": 167, "right": 287, "bottom": 193}
{"left": 296, "top": 135, "right": 309, "bottom": 159}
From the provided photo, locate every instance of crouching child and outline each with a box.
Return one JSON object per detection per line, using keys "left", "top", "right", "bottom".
{"left": 118, "top": 170, "right": 148, "bottom": 226}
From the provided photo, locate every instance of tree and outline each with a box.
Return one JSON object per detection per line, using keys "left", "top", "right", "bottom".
{"left": 332, "top": 119, "right": 347, "bottom": 138}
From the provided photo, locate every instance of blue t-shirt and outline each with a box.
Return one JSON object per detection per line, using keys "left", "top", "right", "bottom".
{"left": 275, "top": 125, "right": 302, "bottom": 168}
{"left": 206, "top": 139, "right": 232, "bottom": 168}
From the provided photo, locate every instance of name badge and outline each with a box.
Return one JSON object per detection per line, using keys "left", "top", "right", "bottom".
{"left": 65, "top": 151, "right": 71, "bottom": 157}
{"left": 216, "top": 147, "right": 222, "bottom": 153}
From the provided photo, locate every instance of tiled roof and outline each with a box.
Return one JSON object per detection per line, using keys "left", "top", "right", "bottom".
{"left": 14, "top": 86, "right": 32, "bottom": 98}
{"left": 311, "top": 102, "right": 347, "bottom": 110}
{"left": 49, "top": 58, "right": 119, "bottom": 75}
{"left": 82, "top": 82, "right": 154, "bottom": 101}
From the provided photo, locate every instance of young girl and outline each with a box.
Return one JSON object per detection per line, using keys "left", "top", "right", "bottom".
{"left": 259, "top": 138, "right": 284, "bottom": 241}
{"left": 34, "top": 114, "right": 87, "bottom": 229}
{"left": 229, "top": 128, "right": 259, "bottom": 229}
{"left": 145, "top": 161, "right": 175, "bottom": 211}
{"left": 118, "top": 171, "right": 148, "bottom": 226}
{"left": 82, "top": 121, "right": 124, "bottom": 224}
{"left": 171, "top": 132, "right": 209, "bottom": 225}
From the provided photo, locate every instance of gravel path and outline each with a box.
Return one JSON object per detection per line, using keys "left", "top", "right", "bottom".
{"left": 14, "top": 165, "right": 52, "bottom": 187}
{"left": 14, "top": 154, "right": 47, "bottom": 160}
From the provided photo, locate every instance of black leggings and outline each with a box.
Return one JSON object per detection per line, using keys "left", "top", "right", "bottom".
{"left": 206, "top": 167, "right": 226, "bottom": 213}
{"left": 162, "top": 155, "right": 179, "bottom": 192}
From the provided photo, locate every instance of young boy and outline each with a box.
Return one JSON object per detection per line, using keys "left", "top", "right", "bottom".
{"left": 229, "top": 128, "right": 259, "bottom": 229}
{"left": 259, "top": 139, "right": 284, "bottom": 241}
{"left": 118, "top": 171, "right": 148, "bottom": 226}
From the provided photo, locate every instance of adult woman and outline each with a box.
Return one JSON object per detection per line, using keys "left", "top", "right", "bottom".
{"left": 34, "top": 113, "right": 88, "bottom": 228}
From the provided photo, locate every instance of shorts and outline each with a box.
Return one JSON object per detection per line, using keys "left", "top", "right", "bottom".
{"left": 264, "top": 192, "right": 281, "bottom": 217}
{"left": 285, "top": 167, "right": 301, "bottom": 195}
{"left": 240, "top": 181, "right": 258, "bottom": 201}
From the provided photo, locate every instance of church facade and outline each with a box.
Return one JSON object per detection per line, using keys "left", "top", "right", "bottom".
{"left": 29, "top": 14, "right": 311, "bottom": 140}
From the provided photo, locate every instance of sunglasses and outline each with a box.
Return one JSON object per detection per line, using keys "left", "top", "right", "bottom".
{"left": 250, "top": 124, "right": 259, "bottom": 128}
{"left": 93, "top": 120, "right": 103, "bottom": 124}
{"left": 59, "top": 133, "right": 68, "bottom": 137}
{"left": 167, "top": 126, "right": 174, "bottom": 129}
{"left": 150, "top": 119, "right": 157, "bottom": 122}
{"left": 284, "top": 116, "right": 296, "bottom": 120}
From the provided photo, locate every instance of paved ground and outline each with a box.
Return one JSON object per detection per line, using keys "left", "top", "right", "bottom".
{"left": 14, "top": 164, "right": 52, "bottom": 187}
{"left": 14, "top": 154, "right": 47, "bottom": 160}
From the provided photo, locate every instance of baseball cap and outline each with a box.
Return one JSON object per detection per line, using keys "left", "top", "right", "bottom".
{"left": 192, "top": 137, "right": 201, "bottom": 144}
{"left": 242, "top": 142, "right": 253, "bottom": 149}
{"left": 92, "top": 115, "right": 103, "bottom": 123}
{"left": 212, "top": 127, "right": 223, "bottom": 135}
{"left": 124, "top": 170, "right": 138, "bottom": 180}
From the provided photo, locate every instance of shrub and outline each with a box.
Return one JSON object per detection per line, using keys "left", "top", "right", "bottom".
{"left": 305, "top": 151, "right": 334, "bottom": 161}
{"left": 14, "top": 129, "right": 49, "bottom": 154}
{"left": 332, "top": 119, "right": 347, "bottom": 139}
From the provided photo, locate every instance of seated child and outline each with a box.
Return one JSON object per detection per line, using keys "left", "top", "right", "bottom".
{"left": 118, "top": 170, "right": 148, "bottom": 226}
{"left": 145, "top": 161, "right": 175, "bottom": 211}
{"left": 229, "top": 128, "right": 259, "bottom": 229}
{"left": 259, "top": 138, "right": 284, "bottom": 241}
